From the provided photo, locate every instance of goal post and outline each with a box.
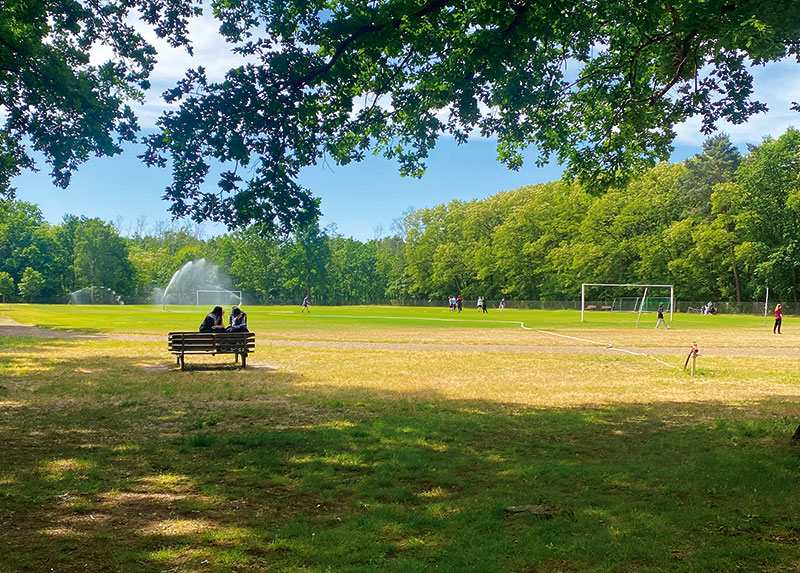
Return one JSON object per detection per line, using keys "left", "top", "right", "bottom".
{"left": 581, "top": 283, "right": 674, "bottom": 322}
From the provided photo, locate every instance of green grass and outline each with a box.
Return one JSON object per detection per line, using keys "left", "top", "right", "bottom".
{"left": 0, "top": 304, "right": 799, "bottom": 571}
{"left": 0, "top": 302, "right": 778, "bottom": 334}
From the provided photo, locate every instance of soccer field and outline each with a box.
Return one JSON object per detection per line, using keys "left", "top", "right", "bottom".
{"left": 1, "top": 304, "right": 798, "bottom": 406}
{"left": 1, "top": 304, "right": 799, "bottom": 571}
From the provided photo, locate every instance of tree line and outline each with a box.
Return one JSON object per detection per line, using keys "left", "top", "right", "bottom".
{"left": 1, "top": 131, "right": 799, "bottom": 305}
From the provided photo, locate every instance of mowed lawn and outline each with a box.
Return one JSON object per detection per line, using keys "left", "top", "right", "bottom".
{"left": 1, "top": 304, "right": 800, "bottom": 572}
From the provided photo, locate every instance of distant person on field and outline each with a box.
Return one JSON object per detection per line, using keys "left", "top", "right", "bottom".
{"left": 301, "top": 295, "right": 311, "bottom": 313}
{"left": 655, "top": 303, "right": 669, "bottom": 329}
{"left": 774, "top": 303, "right": 783, "bottom": 334}
{"left": 200, "top": 306, "right": 225, "bottom": 332}
{"left": 477, "top": 296, "right": 482, "bottom": 311}
{"left": 449, "top": 296, "right": 456, "bottom": 311}
{"left": 227, "top": 306, "right": 248, "bottom": 332}
{"left": 456, "top": 295, "right": 463, "bottom": 313}
{"left": 498, "top": 298, "right": 505, "bottom": 311}
{"left": 482, "top": 296, "right": 488, "bottom": 313}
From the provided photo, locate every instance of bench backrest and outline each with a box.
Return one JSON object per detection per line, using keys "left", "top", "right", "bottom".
{"left": 168, "top": 332, "right": 255, "bottom": 353}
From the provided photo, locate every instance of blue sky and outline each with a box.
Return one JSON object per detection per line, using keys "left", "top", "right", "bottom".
{"left": 12, "top": 17, "right": 800, "bottom": 242}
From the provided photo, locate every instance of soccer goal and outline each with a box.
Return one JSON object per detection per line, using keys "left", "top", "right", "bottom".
{"left": 611, "top": 296, "right": 672, "bottom": 313}
{"left": 196, "top": 290, "right": 243, "bottom": 306}
{"left": 581, "top": 283, "right": 674, "bottom": 323}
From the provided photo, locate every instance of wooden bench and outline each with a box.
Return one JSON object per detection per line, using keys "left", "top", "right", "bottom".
{"left": 168, "top": 332, "right": 255, "bottom": 370}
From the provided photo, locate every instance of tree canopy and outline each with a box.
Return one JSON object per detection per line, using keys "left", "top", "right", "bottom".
{"left": 3, "top": 0, "right": 800, "bottom": 230}
{"left": 0, "top": 0, "right": 199, "bottom": 194}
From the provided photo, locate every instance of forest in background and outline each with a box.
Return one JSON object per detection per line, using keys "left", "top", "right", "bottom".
{"left": 1, "top": 130, "right": 799, "bottom": 307}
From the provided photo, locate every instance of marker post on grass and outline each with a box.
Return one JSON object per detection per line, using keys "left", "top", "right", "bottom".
{"left": 684, "top": 342, "right": 699, "bottom": 376}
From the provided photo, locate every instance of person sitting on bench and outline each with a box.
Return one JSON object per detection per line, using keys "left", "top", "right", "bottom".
{"left": 227, "top": 306, "right": 248, "bottom": 332}
{"left": 199, "top": 306, "right": 226, "bottom": 332}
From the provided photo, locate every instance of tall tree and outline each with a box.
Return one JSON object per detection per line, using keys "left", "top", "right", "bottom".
{"left": 228, "top": 228, "right": 289, "bottom": 302}
{"left": 677, "top": 135, "right": 742, "bottom": 217}
{"left": 73, "top": 219, "right": 135, "bottom": 296}
{"left": 0, "top": 201, "right": 66, "bottom": 297}
{"left": 17, "top": 267, "right": 44, "bottom": 302}
{"left": 282, "top": 223, "right": 329, "bottom": 299}
{"left": 143, "top": 0, "right": 800, "bottom": 229}
{"left": 0, "top": 271, "right": 13, "bottom": 302}
{"left": 732, "top": 129, "right": 800, "bottom": 302}
{"left": 0, "top": 0, "right": 200, "bottom": 196}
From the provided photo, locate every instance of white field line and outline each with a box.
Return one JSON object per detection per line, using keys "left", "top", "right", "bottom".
{"left": 533, "top": 329, "right": 680, "bottom": 370}
{"left": 296, "top": 313, "right": 682, "bottom": 371}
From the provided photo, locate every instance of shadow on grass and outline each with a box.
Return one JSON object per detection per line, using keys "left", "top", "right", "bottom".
{"left": 1, "top": 344, "right": 800, "bottom": 572}
{"left": 173, "top": 360, "right": 254, "bottom": 373}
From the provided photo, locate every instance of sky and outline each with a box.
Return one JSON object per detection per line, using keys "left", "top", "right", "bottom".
{"left": 12, "top": 15, "right": 800, "bottom": 242}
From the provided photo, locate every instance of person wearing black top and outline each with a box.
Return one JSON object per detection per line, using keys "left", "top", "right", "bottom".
{"left": 655, "top": 303, "right": 670, "bottom": 329}
{"left": 227, "top": 306, "right": 248, "bottom": 332}
{"left": 199, "top": 306, "right": 225, "bottom": 332}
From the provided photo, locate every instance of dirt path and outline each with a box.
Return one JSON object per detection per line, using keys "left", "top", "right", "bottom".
{"left": 1, "top": 318, "right": 795, "bottom": 357}
{"left": 0, "top": 318, "right": 101, "bottom": 340}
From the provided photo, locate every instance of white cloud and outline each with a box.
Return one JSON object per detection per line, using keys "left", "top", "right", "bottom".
{"left": 674, "top": 59, "right": 800, "bottom": 146}
{"left": 142, "top": 12, "right": 250, "bottom": 85}
{"left": 116, "top": 10, "right": 255, "bottom": 128}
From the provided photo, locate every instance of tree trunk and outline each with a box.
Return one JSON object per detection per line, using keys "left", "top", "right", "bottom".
{"left": 731, "top": 248, "right": 742, "bottom": 303}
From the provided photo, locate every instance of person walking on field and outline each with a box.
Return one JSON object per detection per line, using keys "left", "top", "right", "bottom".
{"left": 774, "top": 303, "right": 783, "bottom": 334}
{"left": 482, "top": 296, "right": 488, "bottom": 313}
{"left": 301, "top": 295, "right": 311, "bottom": 313}
{"left": 655, "top": 303, "right": 669, "bottom": 329}
{"left": 456, "top": 295, "right": 463, "bottom": 313}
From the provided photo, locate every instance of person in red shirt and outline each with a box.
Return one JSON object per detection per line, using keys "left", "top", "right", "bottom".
{"left": 774, "top": 303, "right": 783, "bottom": 334}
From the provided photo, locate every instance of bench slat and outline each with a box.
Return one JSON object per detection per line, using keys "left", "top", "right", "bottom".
{"left": 167, "top": 332, "right": 255, "bottom": 370}
{"left": 169, "top": 342, "right": 252, "bottom": 346}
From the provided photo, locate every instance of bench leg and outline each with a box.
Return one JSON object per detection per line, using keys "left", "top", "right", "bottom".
{"left": 241, "top": 354, "right": 247, "bottom": 368}
{"left": 180, "top": 354, "right": 185, "bottom": 371}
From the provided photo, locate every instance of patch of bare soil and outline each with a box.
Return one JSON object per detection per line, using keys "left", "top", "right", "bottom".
{"left": 139, "top": 364, "right": 168, "bottom": 373}
{"left": 0, "top": 318, "right": 100, "bottom": 339}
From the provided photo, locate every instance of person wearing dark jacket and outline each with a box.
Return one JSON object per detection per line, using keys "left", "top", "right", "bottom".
{"left": 199, "top": 306, "right": 225, "bottom": 332}
{"left": 227, "top": 306, "right": 248, "bottom": 332}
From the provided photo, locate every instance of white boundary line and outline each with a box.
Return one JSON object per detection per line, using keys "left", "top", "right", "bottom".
{"left": 297, "top": 313, "right": 682, "bottom": 371}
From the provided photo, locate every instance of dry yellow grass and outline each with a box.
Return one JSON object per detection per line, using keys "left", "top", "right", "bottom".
{"left": 262, "top": 323, "right": 800, "bottom": 350}
{"left": 263, "top": 345, "right": 800, "bottom": 407}
{"left": 3, "top": 332, "right": 798, "bottom": 410}
{"left": 3, "top": 312, "right": 800, "bottom": 572}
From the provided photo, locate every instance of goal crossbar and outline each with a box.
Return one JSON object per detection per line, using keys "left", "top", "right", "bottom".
{"left": 581, "top": 283, "right": 674, "bottom": 322}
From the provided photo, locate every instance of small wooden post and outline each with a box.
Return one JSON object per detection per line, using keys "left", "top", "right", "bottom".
{"left": 684, "top": 342, "right": 698, "bottom": 376}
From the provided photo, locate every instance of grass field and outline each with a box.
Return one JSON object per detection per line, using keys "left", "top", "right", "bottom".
{"left": 1, "top": 304, "right": 799, "bottom": 572}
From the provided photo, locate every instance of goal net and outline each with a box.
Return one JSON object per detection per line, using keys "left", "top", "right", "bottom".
{"left": 581, "top": 283, "right": 674, "bottom": 323}
{"left": 611, "top": 296, "right": 672, "bottom": 313}
{"left": 196, "top": 290, "right": 243, "bottom": 306}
